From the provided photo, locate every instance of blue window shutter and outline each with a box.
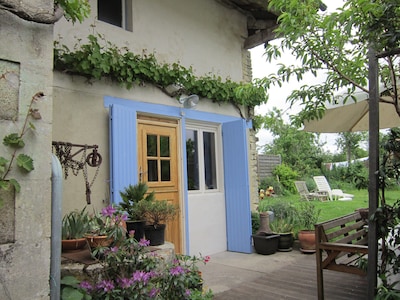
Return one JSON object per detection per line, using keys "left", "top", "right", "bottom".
{"left": 109, "top": 104, "right": 138, "bottom": 204}
{"left": 222, "top": 119, "right": 252, "bottom": 253}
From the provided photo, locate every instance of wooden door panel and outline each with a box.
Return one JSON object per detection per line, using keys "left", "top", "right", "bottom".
{"left": 137, "top": 118, "right": 182, "bottom": 253}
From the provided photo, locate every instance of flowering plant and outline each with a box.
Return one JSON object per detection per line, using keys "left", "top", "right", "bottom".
{"left": 87, "top": 205, "right": 127, "bottom": 241}
{"left": 61, "top": 231, "right": 213, "bottom": 299}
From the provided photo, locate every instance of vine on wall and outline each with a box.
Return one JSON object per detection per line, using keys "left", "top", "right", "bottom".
{"left": 54, "top": 34, "right": 268, "bottom": 119}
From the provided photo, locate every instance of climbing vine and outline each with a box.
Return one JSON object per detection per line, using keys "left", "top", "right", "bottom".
{"left": 53, "top": 34, "right": 268, "bottom": 119}
{"left": 0, "top": 92, "right": 43, "bottom": 206}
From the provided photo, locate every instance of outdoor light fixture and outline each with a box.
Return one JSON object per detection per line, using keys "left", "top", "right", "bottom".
{"left": 179, "top": 94, "right": 199, "bottom": 109}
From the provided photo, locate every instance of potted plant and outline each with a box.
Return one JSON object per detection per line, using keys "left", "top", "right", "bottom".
{"left": 270, "top": 218, "right": 295, "bottom": 252}
{"left": 297, "top": 202, "right": 321, "bottom": 253}
{"left": 141, "top": 198, "right": 178, "bottom": 246}
{"left": 119, "top": 182, "right": 154, "bottom": 241}
{"left": 61, "top": 207, "right": 90, "bottom": 252}
{"left": 86, "top": 205, "right": 127, "bottom": 251}
{"left": 267, "top": 201, "right": 298, "bottom": 251}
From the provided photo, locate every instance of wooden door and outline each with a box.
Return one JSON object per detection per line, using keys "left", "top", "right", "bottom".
{"left": 137, "top": 116, "right": 182, "bottom": 253}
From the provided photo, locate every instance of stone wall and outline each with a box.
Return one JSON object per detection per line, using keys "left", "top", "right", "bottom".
{"left": 0, "top": 3, "right": 54, "bottom": 299}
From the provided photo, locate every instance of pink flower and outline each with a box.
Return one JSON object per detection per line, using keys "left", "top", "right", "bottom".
{"left": 101, "top": 205, "right": 116, "bottom": 217}
{"left": 149, "top": 288, "right": 159, "bottom": 298}
{"left": 204, "top": 255, "right": 211, "bottom": 263}
{"left": 97, "top": 280, "right": 114, "bottom": 292}
{"left": 138, "top": 238, "right": 150, "bottom": 247}
{"left": 118, "top": 277, "right": 133, "bottom": 289}
{"left": 79, "top": 281, "right": 92, "bottom": 291}
{"left": 170, "top": 266, "right": 185, "bottom": 276}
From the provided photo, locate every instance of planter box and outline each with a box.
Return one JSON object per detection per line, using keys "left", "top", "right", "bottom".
{"left": 252, "top": 232, "right": 280, "bottom": 255}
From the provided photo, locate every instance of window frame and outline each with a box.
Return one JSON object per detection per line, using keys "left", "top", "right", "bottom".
{"left": 185, "top": 122, "right": 223, "bottom": 193}
{"left": 97, "top": 0, "right": 133, "bottom": 31}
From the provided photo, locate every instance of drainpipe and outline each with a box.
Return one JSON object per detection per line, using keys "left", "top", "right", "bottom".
{"left": 50, "top": 154, "right": 63, "bottom": 300}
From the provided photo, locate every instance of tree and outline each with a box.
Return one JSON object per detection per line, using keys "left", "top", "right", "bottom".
{"left": 336, "top": 132, "right": 368, "bottom": 163}
{"left": 258, "top": 0, "right": 400, "bottom": 126}
{"left": 258, "top": 108, "right": 325, "bottom": 176}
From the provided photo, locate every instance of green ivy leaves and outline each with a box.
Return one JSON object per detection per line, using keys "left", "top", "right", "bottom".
{"left": 0, "top": 92, "right": 41, "bottom": 206}
{"left": 54, "top": 34, "right": 268, "bottom": 110}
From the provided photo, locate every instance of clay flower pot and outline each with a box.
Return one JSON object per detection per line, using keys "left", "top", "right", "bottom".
{"left": 61, "top": 238, "right": 87, "bottom": 252}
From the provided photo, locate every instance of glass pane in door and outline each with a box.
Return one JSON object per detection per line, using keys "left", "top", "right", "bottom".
{"left": 147, "top": 159, "right": 158, "bottom": 181}
{"left": 160, "top": 136, "right": 170, "bottom": 157}
{"left": 161, "top": 160, "right": 171, "bottom": 181}
{"left": 147, "top": 135, "right": 157, "bottom": 156}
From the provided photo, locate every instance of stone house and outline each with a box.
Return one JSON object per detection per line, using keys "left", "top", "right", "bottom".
{"left": 0, "top": 0, "right": 277, "bottom": 298}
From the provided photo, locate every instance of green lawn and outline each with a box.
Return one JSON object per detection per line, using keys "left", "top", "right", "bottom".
{"left": 263, "top": 188, "right": 400, "bottom": 223}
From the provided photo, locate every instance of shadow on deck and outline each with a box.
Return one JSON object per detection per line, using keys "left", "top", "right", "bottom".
{"left": 200, "top": 248, "right": 367, "bottom": 300}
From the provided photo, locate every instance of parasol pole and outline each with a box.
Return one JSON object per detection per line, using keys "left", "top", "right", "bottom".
{"left": 367, "top": 46, "right": 379, "bottom": 299}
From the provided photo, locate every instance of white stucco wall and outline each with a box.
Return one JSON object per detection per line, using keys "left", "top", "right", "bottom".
{"left": 53, "top": 0, "right": 256, "bottom": 256}
{"left": 54, "top": 0, "right": 247, "bottom": 81}
{"left": 0, "top": 2, "right": 53, "bottom": 299}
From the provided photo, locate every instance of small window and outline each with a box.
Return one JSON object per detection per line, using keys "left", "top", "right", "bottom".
{"left": 186, "top": 126, "right": 220, "bottom": 191}
{"left": 98, "top": 0, "right": 132, "bottom": 31}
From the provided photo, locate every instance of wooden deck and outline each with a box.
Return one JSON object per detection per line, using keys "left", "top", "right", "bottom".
{"left": 201, "top": 250, "right": 367, "bottom": 300}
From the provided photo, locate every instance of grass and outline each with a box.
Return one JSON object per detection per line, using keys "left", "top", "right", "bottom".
{"left": 260, "top": 188, "right": 400, "bottom": 223}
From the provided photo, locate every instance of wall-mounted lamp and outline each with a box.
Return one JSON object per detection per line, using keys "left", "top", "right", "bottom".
{"left": 179, "top": 94, "right": 199, "bottom": 109}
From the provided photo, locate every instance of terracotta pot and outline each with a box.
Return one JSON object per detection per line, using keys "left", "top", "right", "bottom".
{"left": 61, "top": 238, "right": 87, "bottom": 252}
{"left": 85, "top": 235, "right": 113, "bottom": 248}
{"left": 298, "top": 230, "right": 316, "bottom": 253}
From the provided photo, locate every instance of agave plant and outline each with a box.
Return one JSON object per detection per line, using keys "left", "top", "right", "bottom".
{"left": 62, "top": 207, "right": 90, "bottom": 240}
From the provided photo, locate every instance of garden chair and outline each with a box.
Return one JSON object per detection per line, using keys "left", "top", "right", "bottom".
{"left": 294, "top": 181, "right": 328, "bottom": 201}
{"left": 313, "top": 176, "right": 354, "bottom": 201}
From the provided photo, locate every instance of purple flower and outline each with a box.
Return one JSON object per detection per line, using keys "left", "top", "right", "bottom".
{"left": 79, "top": 281, "right": 93, "bottom": 291}
{"left": 101, "top": 206, "right": 116, "bottom": 217}
{"left": 128, "top": 230, "right": 135, "bottom": 237}
{"left": 132, "top": 270, "right": 151, "bottom": 284}
{"left": 138, "top": 238, "right": 150, "bottom": 247}
{"left": 97, "top": 280, "right": 115, "bottom": 292}
{"left": 118, "top": 277, "right": 133, "bottom": 289}
{"left": 185, "top": 289, "right": 191, "bottom": 297}
{"left": 149, "top": 288, "right": 159, "bottom": 298}
{"left": 170, "top": 265, "right": 185, "bottom": 276}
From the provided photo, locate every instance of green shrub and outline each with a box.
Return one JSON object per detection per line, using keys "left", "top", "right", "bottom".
{"left": 273, "top": 164, "right": 298, "bottom": 194}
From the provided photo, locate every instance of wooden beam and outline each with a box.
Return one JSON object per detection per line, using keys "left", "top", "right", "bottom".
{"left": 244, "top": 25, "right": 277, "bottom": 49}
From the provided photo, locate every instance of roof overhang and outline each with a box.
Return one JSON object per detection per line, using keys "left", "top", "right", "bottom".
{"left": 216, "top": 0, "right": 279, "bottom": 49}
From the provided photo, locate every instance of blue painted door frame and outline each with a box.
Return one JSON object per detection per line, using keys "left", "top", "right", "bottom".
{"left": 105, "top": 97, "right": 252, "bottom": 253}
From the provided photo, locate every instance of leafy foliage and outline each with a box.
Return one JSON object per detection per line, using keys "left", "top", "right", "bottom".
{"left": 272, "top": 164, "right": 298, "bottom": 194}
{"left": 62, "top": 207, "right": 91, "bottom": 239}
{"left": 55, "top": 0, "right": 91, "bottom": 24}
{"left": 298, "top": 201, "right": 321, "bottom": 231}
{"left": 61, "top": 233, "right": 213, "bottom": 300}
{"left": 119, "top": 182, "right": 155, "bottom": 220}
{"left": 259, "top": 108, "right": 324, "bottom": 177}
{"left": 54, "top": 34, "right": 269, "bottom": 114}
{"left": 0, "top": 92, "right": 42, "bottom": 206}
{"left": 259, "top": 0, "right": 400, "bottom": 127}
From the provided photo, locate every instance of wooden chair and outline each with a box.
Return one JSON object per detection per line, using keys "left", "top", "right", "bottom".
{"left": 294, "top": 181, "right": 328, "bottom": 201}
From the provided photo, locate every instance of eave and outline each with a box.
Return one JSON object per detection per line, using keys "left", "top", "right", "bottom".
{"left": 216, "top": 0, "right": 279, "bottom": 49}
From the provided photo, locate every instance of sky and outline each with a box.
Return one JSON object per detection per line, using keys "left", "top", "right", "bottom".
{"left": 249, "top": 0, "right": 345, "bottom": 153}
{"left": 249, "top": 44, "right": 339, "bottom": 153}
